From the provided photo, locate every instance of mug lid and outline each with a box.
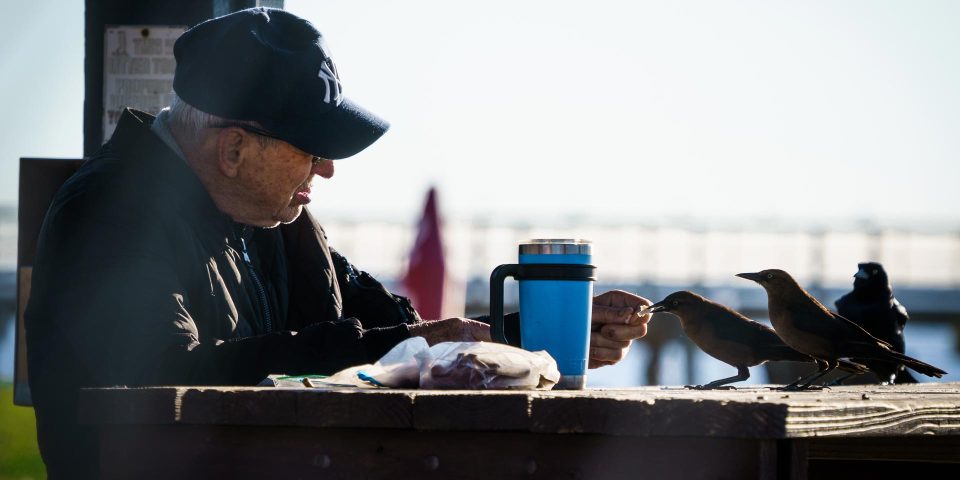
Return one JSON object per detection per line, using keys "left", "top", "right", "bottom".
{"left": 519, "top": 239, "right": 592, "bottom": 255}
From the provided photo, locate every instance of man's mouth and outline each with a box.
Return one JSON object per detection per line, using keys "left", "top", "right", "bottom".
{"left": 291, "top": 186, "right": 312, "bottom": 205}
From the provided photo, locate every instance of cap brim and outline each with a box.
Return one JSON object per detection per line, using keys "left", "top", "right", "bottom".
{"left": 278, "top": 98, "right": 390, "bottom": 160}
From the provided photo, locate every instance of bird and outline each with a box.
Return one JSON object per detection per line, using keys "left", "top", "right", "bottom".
{"left": 737, "top": 269, "right": 945, "bottom": 389}
{"left": 644, "top": 291, "right": 866, "bottom": 389}
{"left": 835, "top": 262, "right": 917, "bottom": 384}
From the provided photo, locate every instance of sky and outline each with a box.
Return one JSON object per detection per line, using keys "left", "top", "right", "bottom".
{"left": 1, "top": 0, "right": 958, "bottom": 227}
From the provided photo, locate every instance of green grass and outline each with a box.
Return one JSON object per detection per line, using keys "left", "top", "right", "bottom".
{"left": 0, "top": 384, "right": 46, "bottom": 480}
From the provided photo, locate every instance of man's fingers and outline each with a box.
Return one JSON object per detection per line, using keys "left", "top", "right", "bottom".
{"left": 588, "top": 359, "right": 617, "bottom": 369}
{"left": 595, "top": 290, "right": 652, "bottom": 309}
{"left": 601, "top": 322, "right": 648, "bottom": 342}
{"left": 592, "top": 334, "right": 631, "bottom": 350}
{"left": 470, "top": 320, "right": 492, "bottom": 342}
{"left": 589, "top": 346, "right": 626, "bottom": 363}
{"left": 587, "top": 294, "right": 649, "bottom": 367}
{"left": 589, "top": 332, "right": 632, "bottom": 363}
{"left": 592, "top": 304, "right": 641, "bottom": 325}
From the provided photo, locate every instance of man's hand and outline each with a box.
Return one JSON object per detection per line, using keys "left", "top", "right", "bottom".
{"left": 589, "top": 290, "right": 651, "bottom": 368}
{"left": 408, "top": 317, "right": 492, "bottom": 345}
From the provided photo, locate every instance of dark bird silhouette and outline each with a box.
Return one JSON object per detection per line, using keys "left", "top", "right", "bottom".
{"left": 645, "top": 291, "right": 866, "bottom": 389}
{"left": 737, "top": 269, "right": 945, "bottom": 389}
{"left": 835, "top": 262, "right": 917, "bottom": 384}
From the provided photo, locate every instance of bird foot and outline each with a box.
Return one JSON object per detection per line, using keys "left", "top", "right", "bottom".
{"left": 770, "top": 385, "right": 799, "bottom": 392}
{"left": 685, "top": 384, "right": 736, "bottom": 391}
{"left": 772, "top": 384, "right": 830, "bottom": 392}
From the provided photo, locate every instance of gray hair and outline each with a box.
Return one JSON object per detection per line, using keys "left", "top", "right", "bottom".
{"left": 167, "top": 94, "right": 275, "bottom": 148}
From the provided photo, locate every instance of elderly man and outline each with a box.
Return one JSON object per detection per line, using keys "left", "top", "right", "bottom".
{"left": 25, "top": 7, "right": 650, "bottom": 478}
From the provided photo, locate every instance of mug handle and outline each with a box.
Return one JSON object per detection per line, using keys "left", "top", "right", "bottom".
{"left": 489, "top": 263, "right": 598, "bottom": 344}
{"left": 489, "top": 264, "right": 519, "bottom": 344}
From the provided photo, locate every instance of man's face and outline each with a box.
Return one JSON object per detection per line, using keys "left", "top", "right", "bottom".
{"left": 236, "top": 136, "right": 335, "bottom": 227}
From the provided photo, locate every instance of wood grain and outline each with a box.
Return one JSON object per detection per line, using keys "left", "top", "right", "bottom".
{"left": 413, "top": 391, "right": 531, "bottom": 431}
{"left": 296, "top": 389, "right": 414, "bottom": 429}
{"left": 80, "top": 383, "right": 960, "bottom": 439}
{"left": 80, "top": 384, "right": 960, "bottom": 478}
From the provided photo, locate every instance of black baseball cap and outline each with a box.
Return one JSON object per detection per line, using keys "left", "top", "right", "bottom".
{"left": 173, "top": 7, "right": 389, "bottom": 159}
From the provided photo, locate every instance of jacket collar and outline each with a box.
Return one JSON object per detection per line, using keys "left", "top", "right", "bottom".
{"left": 110, "top": 108, "right": 237, "bottom": 236}
{"left": 149, "top": 108, "right": 189, "bottom": 163}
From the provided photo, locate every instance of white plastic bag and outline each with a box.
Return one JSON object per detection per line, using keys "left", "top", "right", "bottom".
{"left": 352, "top": 337, "right": 560, "bottom": 390}
{"left": 355, "top": 336, "right": 430, "bottom": 388}
{"left": 418, "top": 341, "right": 561, "bottom": 390}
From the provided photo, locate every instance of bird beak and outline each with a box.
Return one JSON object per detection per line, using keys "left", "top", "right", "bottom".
{"left": 644, "top": 301, "right": 668, "bottom": 313}
{"left": 854, "top": 268, "right": 870, "bottom": 280}
{"left": 736, "top": 272, "right": 762, "bottom": 283}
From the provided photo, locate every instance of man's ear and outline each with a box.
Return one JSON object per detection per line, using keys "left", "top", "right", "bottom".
{"left": 215, "top": 128, "right": 247, "bottom": 178}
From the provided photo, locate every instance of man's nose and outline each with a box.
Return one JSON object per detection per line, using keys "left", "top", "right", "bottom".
{"left": 312, "top": 158, "right": 334, "bottom": 179}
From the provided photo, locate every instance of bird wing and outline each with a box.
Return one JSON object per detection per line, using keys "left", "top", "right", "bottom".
{"left": 701, "top": 305, "right": 775, "bottom": 344}
{"left": 756, "top": 341, "right": 814, "bottom": 363}
{"left": 725, "top": 318, "right": 780, "bottom": 346}
{"left": 827, "top": 309, "right": 894, "bottom": 350}
{"left": 892, "top": 298, "right": 909, "bottom": 329}
{"left": 704, "top": 307, "right": 811, "bottom": 363}
{"left": 785, "top": 300, "right": 850, "bottom": 338}
{"left": 836, "top": 293, "right": 908, "bottom": 351}
{"left": 680, "top": 306, "right": 762, "bottom": 367}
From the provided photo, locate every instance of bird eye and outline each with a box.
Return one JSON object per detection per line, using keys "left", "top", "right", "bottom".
{"left": 671, "top": 300, "right": 679, "bottom": 307}
{"left": 872, "top": 269, "right": 878, "bottom": 275}
{"left": 766, "top": 273, "right": 774, "bottom": 280}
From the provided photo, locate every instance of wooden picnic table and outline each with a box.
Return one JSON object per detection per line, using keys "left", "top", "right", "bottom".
{"left": 80, "top": 383, "right": 960, "bottom": 479}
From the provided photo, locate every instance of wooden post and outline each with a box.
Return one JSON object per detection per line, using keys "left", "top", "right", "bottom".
{"left": 83, "top": 0, "right": 283, "bottom": 157}
{"left": 783, "top": 440, "right": 808, "bottom": 480}
{"left": 758, "top": 440, "right": 808, "bottom": 480}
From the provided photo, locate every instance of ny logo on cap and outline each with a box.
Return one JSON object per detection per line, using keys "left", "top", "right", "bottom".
{"left": 317, "top": 58, "right": 342, "bottom": 105}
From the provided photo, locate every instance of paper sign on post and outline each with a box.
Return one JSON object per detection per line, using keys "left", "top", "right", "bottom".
{"left": 102, "top": 25, "right": 186, "bottom": 143}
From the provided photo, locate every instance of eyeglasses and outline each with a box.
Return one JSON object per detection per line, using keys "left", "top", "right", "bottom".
{"left": 210, "top": 123, "right": 324, "bottom": 165}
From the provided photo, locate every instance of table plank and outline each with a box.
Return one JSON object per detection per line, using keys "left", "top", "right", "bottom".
{"left": 296, "top": 389, "right": 415, "bottom": 429}
{"left": 79, "top": 383, "right": 960, "bottom": 439}
{"left": 98, "top": 425, "right": 772, "bottom": 480}
{"left": 412, "top": 391, "right": 532, "bottom": 431}
{"left": 807, "top": 436, "right": 960, "bottom": 462}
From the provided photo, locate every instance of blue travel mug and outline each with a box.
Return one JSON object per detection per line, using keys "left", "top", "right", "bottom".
{"left": 489, "top": 239, "right": 595, "bottom": 389}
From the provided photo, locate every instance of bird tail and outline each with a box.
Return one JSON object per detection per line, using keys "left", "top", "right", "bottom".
{"left": 837, "top": 359, "right": 870, "bottom": 374}
{"left": 885, "top": 351, "right": 946, "bottom": 378}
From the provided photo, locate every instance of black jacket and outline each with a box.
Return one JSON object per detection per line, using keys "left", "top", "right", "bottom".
{"left": 24, "top": 109, "right": 417, "bottom": 477}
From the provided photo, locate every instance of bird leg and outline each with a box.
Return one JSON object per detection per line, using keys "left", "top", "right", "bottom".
{"left": 795, "top": 369, "right": 834, "bottom": 390}
{"left": 826, "top": 373, "right": 855, "bottom": 386}
{"left": 685, "top": 366, "right": 750, "bottom": 390}
{"left": 826, "top": 359, "right": 871, "bottom": 386}
{"left": 795, "top": 360, "right": 841, "bottom": 390}
{"left": 778, "top": 370, "right": 823, "bottom": 391}
{"left": 777, "top": 360, "right": 834, "bottom": 391}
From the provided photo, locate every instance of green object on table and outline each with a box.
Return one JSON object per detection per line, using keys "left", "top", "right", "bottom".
{"left": 274, "top": 374, "right": 329, "bottom": 381}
